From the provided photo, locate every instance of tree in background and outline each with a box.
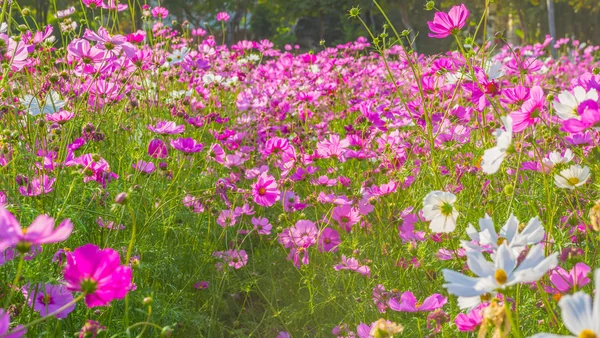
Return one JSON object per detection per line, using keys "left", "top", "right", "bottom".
{"left": 9, "top": 0, "right": 600, "bottom": 53}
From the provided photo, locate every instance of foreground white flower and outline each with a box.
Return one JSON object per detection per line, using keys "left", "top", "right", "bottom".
{"left": 19, "top": 91, "right": 66, "bottom": 116}
{"left": 481, "top": 116, "right": 513, "bottom": 174}
{"left": 553, "top": 86, "right": 598, "bottom": 120}
{"left": 530, "top": 269, "right": 600, "bottom": 338}
{"left": 462, "top": 214, "right": 545, "bottom": 255}
{"left": 422, "top": 191, "right": 458, "bottom": 233}
{"left": 554, "top": 164, "right": 591, "bottom": 190}
{"left": 443, "top": 243, "right": 557, "bottom": 299}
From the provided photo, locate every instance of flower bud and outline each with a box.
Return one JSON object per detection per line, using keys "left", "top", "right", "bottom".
{"left": 115, "top": 192, "right": 128, "bottom": 205}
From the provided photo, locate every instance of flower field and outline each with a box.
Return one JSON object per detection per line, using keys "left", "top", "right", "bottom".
{"left": 1, "top": 1, "right": 600, "bottom": 337}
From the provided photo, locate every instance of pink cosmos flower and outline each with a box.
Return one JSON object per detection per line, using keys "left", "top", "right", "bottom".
{"left": 290, "top": 220, "right": 319, "bottom": 248}
{"left": 318, "top": 228, "right": 340, "bottom": 252}
{"left": 102, "top": 0, "right": 128, "bottom": 11}
{"left": 194, "top": 281, "right": 209, "bottom": 290}
{"left": 332, "top": 205, "right": 361, "bottom": 232}
{"left": 251, "top": 217, "right": 272, "bottom": 235}
{"left": 21, "top": 283, "right": 75, "bottom": 318}
{"left": 427, "top": 4, "right": 469, "bottom": 39}
{"left": 545, "top": 262, "right": 591, "bottom": 294}
{"left": 63, "top": 244, "right": 133, "bottom": 307}
{"left": 46, "top": 110, "right": 74, "bottom": 124}
{"left": 398, "top": 208, "right": 426, "bottom": 243}
{"left": 96, "top": 217, "right": 125, "bottom": 230}
{"left": 333, "top": 255, "right": 370, "bottom": 276}
{"left": 83, "top": 27, "right": 136, "bottom": 57}
{"left": 132, "top": 160, "right": 156, "bottom": 174}
{"left": 388, "top": 291, "right": 447, "bottom": 312}
{"left": 183, "top": 195, "right": 204, "bottom": 213}
{"left": 562, "top": 100, "right": 600, "bottom": 133}
{"left": 82, "top": 0, "right": 103, "bottom": 9}
{"left": 0, "top": 208, "right": 73, "bottom": 253}
{"left": 67, "top": 39, "right": 106, "bottom": 69}
{"left": 151, "top": 6, "right": 168, "bottom": 19}
{"left": 226, "top": 249, "right": 247, "bottom": 269}
{"left": 455, "top": 303, "right": 487, "bottom": 332}
{"left": 147, "top": 121, "right": 184, "bottom": 135}
{"left": 56, "top": 6, "right": 76, "bottom": 18}
{"left": 170, "top": 138, "right": 204, "bottom": 153}
{"left": 216, "top": 12, "right": 230, "bottom": 22}
{"left": 0, "top": 191, "right": 6, "bottom": 207}
{"left": 263, "top": 137, "right": 291, "bottom": 157}
{"left": 251, "top": 174, "right": 280, "bottom": 207}
{"left": 0, "top": 309, "right": 26, "bottom": 338}
{"left": 78, "top": 320, "right": 105, "bottom": 338}
{"left": 1, "top": 36, "right": 29, "bottom": 71}
{"left": 509, "top": 86, "right": 545, "bottom": 132}
{"left": 216, "top": 209, "right": 237, "bottom": 228}
{"left": 19, "top": 175, "right": 56, "bottom": 196}
{"left": 148, "top": 139, "right": 168, "bottom": 158}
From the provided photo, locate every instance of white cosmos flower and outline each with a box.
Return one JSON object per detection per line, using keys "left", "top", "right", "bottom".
{"left": 443, "top": 243, "right": 558, "bottom": 299}
{"left": 0, "top": 22, "right": 7, "bottom": 34}
{"left": 202, "top": 73, "right": 224, "bottom": 85}
{"left": 422, "top": 191, "right": 458, "bottom": 233}
{"left": 530, "top": 269, "right": 600, "bottom": 338}
{"left": 481, "top": 116, "right": 513, "bottom": 175}
{"left": 554, "top": 164, "right": 590, "bottom": 190}
{"left": 554, "top": 86, "right": 598, "bottom": 121}
{"left": 19, "top": 91, "right": 66, "bottom": 116}
{"left": 168, "top": 47, "right": 190, "bottom": 66}
{"left": 462, "top": 214, "right": 545, "bottom": 256}
{"left": 549, "top": 149, "right": 574, "bottom": 165}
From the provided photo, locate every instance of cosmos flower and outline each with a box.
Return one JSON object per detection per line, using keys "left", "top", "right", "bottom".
{"left": 388, "top": 292, "right": 447, "bottom": 312}
{"left": 20, "top": 91, "right": 66, "bottom": 116}
{"left": 481, "top": 116, "right": 513, "bottom": 174}
{"left": 554, "top": 164, "right": 591, "bottom": 190}
{"left": 0, "top": 208, "right": 73, "bottom": 254}
{"left": 531, "top": 269, "right": 600, "bottom": 338}
{"left": 461, "top": 214, "right": 545, "bottom": 255}
{"left": 333, "top": 255, "right": 370, "bottom": 276}
{"left": 554, "top": 86, "right": 598, "bottom": 120}
{"left": 147, "top": 121, "right": 184, "bottom": 134}
{"left": 0, "top": 309, "right": 26, "bottom": 338}
{"left": 170, "top": 138, "right": 204, "bottom": 154}
{"left": 251, "top": 174, "right": 280, "bottom": 207}
{"left": 427, "top": 4, "right": 469, "bottom": 39}
{"left": 21, "top": 283, "right": 76, "bottom": 318}
{"left": 443, "top": 243, "right": 557, "bottom": 299}
{"left": 422, "top": 191, "right": 458, "bottom": 233}
{"left": 63, "top": 244, "right": 133, "bottom": 308}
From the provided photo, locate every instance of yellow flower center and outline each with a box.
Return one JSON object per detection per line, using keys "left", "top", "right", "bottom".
{"left": 495, "top": 269, "right": 508, "bottom": 285}
{"left": 496, "top": 237, "right": 507, "bottom": 246}
{"left": 579, "top": 330, "right": 597, "bottom": 338}
{"left": 258, "top": 187, "right": 266, "bottom": 195}
{"left": 440, "top": 203, "right": 453, "bottom": 216}
{"left": 568, "top": 177, "right": 580, "bottom": 186}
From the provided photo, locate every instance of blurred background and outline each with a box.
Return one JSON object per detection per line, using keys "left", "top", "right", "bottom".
{"left": 18, "top": 0, "right": 600, "bottom": 54}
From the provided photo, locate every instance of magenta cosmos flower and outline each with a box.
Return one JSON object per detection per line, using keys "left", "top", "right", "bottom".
{"left": 170, "top": 138, "right": 204, "bottom": 154}
{"left": 0, "top": 207, "right": 73, "bottom": 254}
{"left": 0, "top": 309, "right": 26, "bottom": 338}
{"left": 251, "top": 173, "right": 280, "bottom": 207}
{"left": 388, "top": 291, "right": 447, "bottom": 312}
{"left": 132, "top": 160, "right": 156, "bottom": 174}
{"left": 63, "top": 244, "right": 133, "bottom": 307}
{"left": 318, "top": 227, "right": 340, "bottom": 252}
{"left": 21, "top": 283, "right": 75, "bottom": 318}
{"left": 148, "top": 138, "right": 168, "bottom": 158}
{"left": 147, "top": 121, "right": 184, "bottom": 135}
{"left": 427, "top": 4, "right": 469, "bottom": 39}
{"left": 19, "top": 175, "right": 56, "bottom": 196}
{"left": 333, "top": 255, "right": 370, "bottom": 276}
{"left": 216, "top": 12, "right": 230, "bottom": 22}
